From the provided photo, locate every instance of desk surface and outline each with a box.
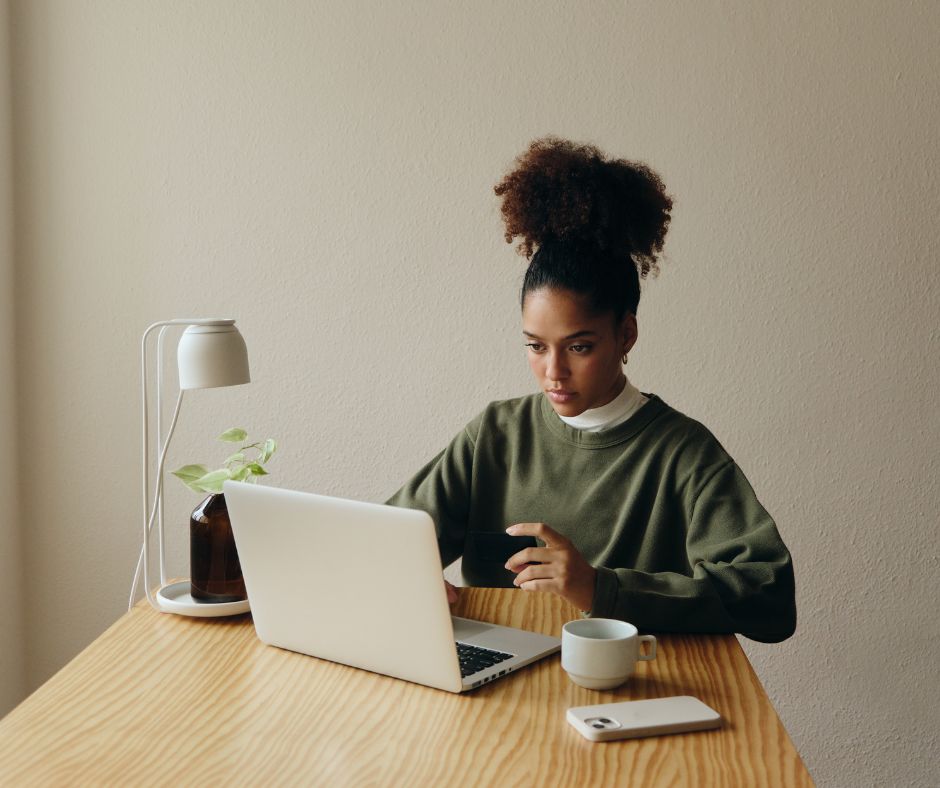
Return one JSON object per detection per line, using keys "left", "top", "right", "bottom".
{"left": 0, "top": 588, "right": 810, "bottom": 786}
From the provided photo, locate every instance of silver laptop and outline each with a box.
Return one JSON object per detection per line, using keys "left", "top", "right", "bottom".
{"left": 223, "top": 480, "right": 560, "bottom": 693}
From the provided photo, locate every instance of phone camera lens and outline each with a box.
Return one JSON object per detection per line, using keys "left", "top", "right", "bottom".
{"left": 592, "top": 723, "right": 605, "bottom": 729}
{"left": 598, "top": 718, "right": 612, "bottom": 724}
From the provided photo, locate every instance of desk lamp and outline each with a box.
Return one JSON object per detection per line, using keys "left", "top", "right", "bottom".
{"left": 128, "top": 319, "right": 250, "bottom": 617}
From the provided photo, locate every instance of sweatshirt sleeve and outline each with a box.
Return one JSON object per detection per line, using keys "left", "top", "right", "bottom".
{"left": 383, "top": 424, "right": 476, "bottom": 568}
{"left": 589, "top": 461, "right": 797, "bottom": 643}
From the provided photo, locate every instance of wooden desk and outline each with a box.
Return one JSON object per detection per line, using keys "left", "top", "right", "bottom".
{"left": 0, "top": 589, "right": 811, "bottom": 786}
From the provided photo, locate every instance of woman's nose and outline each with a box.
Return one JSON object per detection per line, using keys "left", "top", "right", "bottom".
{"left": 546, "top": 351, "right": 569, "bottom": 381}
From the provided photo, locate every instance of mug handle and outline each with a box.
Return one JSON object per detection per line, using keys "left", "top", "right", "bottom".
{"left": 637, "top": 634, "right": 657, "bottom": 661}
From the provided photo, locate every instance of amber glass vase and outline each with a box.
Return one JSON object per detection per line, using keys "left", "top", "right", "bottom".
{"left": 190, "top": 493, "right": 246, "bottom": 603}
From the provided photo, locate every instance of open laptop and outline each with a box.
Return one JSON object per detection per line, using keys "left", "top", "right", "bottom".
{"left": 223, "top": 480, "right": 561, "bottom": 693}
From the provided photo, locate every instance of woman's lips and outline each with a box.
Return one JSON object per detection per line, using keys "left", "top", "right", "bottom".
{"left": 547, "top": 389, "right": 576, "bottom": 403}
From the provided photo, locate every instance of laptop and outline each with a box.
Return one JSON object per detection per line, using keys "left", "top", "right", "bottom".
{"left": 223, "top": 480, "right": 561, "bottom": 693}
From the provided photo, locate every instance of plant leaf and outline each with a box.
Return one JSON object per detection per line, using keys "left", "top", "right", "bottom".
{"left": 231, "top": 465, "right": 252, "bottom": 482}
{"left": 245, "top": 462, "right": 268, "bottom": 476}
{"left": 224, "top": 452, "right": 246, "bottom": 465}
{"left": 191, "top": 468, "right": 233, "bottom": 493}
{"left": 171, "top": 464, "right": 209, "bottom": 483}
{"left": 218, "top": 428, "right": 248, "bottom": 443}
{"left": 260, "top": 438, "right": 277, "bottom": 463}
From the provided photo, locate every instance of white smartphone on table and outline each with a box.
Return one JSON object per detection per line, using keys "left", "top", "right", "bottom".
{"left": 567, "top": 695, "right": 721, "bottom": 742}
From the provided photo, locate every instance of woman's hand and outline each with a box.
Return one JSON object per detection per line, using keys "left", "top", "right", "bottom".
{"left": 444, "top": 579, "right": 459, "bottom": 606}
{"left": 504, "top": 522, "right": 596, "bottom": 612}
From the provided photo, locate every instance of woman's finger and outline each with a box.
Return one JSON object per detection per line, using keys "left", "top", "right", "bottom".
{"left": 506, "top": 521, "right": 568, "bottom": 547}
{"left": 505, "top": 546, "right": 551, "bottom": 571}
{"left": 517, "top": 578, "right": 556, "bottom": 594}
{"left": 512, "top": 562, "right": 554, "bottom": 586}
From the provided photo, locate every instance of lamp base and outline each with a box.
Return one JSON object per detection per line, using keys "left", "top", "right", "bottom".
{"left": 156, "top": 580, "right": 250, "bottom": 618}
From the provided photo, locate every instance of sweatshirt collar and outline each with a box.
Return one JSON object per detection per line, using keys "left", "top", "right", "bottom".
{"left": 557, "top": 376, "right": 648, "bottom": 433}
{"left": 540, "top": 391, "right": 667, "bottom": 448}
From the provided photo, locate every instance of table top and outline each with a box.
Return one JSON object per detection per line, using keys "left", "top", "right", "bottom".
{"left": 0, "top": 588, "right": 811, "bottom": 786}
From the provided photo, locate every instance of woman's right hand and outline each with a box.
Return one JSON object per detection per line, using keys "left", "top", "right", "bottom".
{"left": 444, "top": 579, "right": 459, "bottom": 606}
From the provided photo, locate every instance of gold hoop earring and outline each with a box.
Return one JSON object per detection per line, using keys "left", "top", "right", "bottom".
{"left": 622, "top": 351, "right": 629, "bottom": 365}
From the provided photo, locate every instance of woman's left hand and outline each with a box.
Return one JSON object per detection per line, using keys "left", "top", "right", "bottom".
{"left": 504, "top": 522, "right": 596, "bottom": 612}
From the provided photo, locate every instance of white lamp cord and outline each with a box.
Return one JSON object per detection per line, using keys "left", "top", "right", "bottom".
{"left": 156, "top": 325, "right": 168, "bottom": 584}
{"left": 128, "top": 388, "right": 185, "bottom": 611}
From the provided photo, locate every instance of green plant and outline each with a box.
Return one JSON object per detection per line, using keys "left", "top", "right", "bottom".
{"left": 171, "top": 428, "right": 277, "bottom": 495}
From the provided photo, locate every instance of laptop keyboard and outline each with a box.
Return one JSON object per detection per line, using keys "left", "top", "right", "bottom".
{"left": 456, "top": 642, "right": 514, "bottom": 678}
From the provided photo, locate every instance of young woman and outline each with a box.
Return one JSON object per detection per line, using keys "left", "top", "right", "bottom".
{"left": 387, "top": 137, "right": 796, "bottom": 643}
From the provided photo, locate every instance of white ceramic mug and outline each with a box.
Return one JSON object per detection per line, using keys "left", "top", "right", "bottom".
{"left": 561, "top": 618, "right": 657, "bottom": 690}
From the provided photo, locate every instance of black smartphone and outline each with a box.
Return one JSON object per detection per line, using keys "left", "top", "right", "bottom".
{"left": 471, "top": 532, "right": 538, "bottom": 564}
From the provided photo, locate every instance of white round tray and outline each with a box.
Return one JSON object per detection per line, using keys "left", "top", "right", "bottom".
{"left": 156, "top": 580, "right": 250, "bottom": 618}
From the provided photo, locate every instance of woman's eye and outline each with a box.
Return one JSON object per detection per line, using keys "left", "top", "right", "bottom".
{"left": 570, "top": 345, "right": 592, "bottom": 353}
{"left": 525, "top": 343, "right": 545, "bottom": 352}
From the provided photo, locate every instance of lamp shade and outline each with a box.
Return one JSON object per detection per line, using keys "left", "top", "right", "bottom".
{"left": 176, "top": 320, "right": 250, "bottom": 390}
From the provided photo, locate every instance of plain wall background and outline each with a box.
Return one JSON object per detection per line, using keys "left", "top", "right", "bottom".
{"left": 0, "top": 0, "right": 25, "bottom": 716}
{"left": 4, "top": 2, "right": 939, "bottom": 785}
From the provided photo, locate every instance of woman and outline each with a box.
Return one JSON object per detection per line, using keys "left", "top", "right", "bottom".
{"left": 386, "top": 137, "right": 796, "bottom": 643}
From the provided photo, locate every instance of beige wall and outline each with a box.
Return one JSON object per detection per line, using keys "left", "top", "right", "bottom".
{"left": 0, "top": 0, "right": 25, "bottom": 714}
{"left": 6, "top": 2, "right": 939, "bottom": 785}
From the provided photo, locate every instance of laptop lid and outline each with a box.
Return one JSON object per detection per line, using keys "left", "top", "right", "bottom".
{"left": 224, "top": 480, "right": 467, "bottom": 692}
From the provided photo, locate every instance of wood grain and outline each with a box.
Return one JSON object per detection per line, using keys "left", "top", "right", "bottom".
{"left": 0, "top": 588, "right": 812, "bottom": 786}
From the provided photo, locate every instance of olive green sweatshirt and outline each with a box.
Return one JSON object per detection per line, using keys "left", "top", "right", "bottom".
{"left": 386, "top": 393, "right": 796, "bottom": 643}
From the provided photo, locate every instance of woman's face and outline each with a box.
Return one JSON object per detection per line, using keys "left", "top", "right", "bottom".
{"left": 522, "top": 287, "right": 637, "bottom": 417}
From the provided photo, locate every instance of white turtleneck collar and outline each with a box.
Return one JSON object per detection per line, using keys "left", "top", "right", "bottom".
{"left": 557, "top": 377, "right": 649, "bottom": 433}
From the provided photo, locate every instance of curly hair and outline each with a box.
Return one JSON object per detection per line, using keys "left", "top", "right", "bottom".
{"left": 494, "top": 136, "right": 673, "bottom": 317}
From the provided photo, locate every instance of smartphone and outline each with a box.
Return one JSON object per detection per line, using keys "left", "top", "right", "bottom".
{"left": 471, "top": 532, "right": 538, "bottom": 564}
{"left": 566, "top": 696, "right": 721, "bottom": 742}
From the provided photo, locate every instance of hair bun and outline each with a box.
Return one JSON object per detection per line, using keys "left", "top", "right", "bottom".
{"left": 494, "top": 136, "right": 673, "bottom": 277}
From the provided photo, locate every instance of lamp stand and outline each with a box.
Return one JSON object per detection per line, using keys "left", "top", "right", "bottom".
{"left": 129, "top": 319, "right": 250, "bottom": 617}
